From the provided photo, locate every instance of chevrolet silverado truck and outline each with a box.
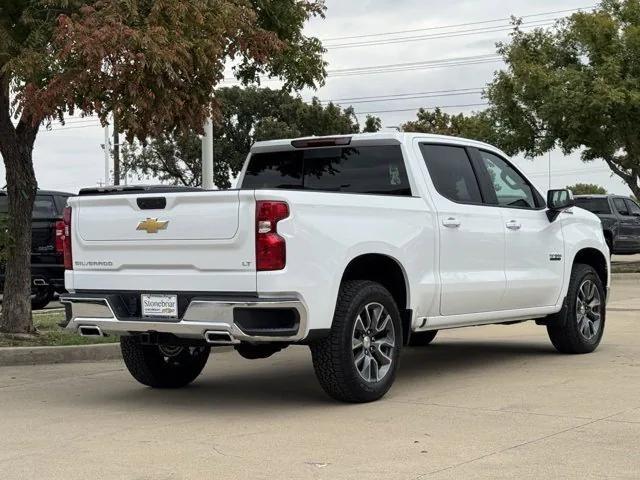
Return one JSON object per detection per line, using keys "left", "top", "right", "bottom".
{"left": 574, "top": 194, "right": 640, "bottom": 254}
{"left": 60, "top": 133, "right": 610, "bottom": 403}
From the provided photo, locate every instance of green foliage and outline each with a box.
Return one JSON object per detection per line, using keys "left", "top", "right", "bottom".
{"left": 122, "top": 87, "right": 381, "bottom": 188}
{"left": 363, "top": 115, "right": 382, "bottom": 133}
{"left": 485, "top": 0, "right": 640, "bottom": 198}
{"left": 1, "top": 0, "right": 326, "bottom": 136}
{"left": 401, "top": 107, "right": 496, "bottom": 144}
{"left": 566, "top": 183, "right": 608, "bottom": 195}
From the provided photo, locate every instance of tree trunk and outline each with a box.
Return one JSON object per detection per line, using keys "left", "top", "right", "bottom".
{"left": 0, "top": 148, "right": 37, "bottom": 333}
{"left": 0, "top": 73, "right": 39, "bottom": 334}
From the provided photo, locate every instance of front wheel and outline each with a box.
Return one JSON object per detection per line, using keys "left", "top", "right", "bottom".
{"left": 310, "top": 280, "right": 402, "bottom": 403}
{"left": 547, "top": 263, "right": 605, "bottom": 354}
{"left": 120, "top": 336, "right": 210, "bottom": 388}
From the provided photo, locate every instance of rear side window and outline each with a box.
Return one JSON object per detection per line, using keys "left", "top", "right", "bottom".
{"left": 419, "top": 144, "right": 482, "bottom": 203}
{"left": 242, "top": 145, "right": 411, "bottom": 196}
{"left": 0, "top": 195, "right": 58, "bottom": 218}
{"left": 575, "top": 198, "right": 611, "bottom": 214}
{"left": 625, "top": 199, "right": 640, "bottom": 216}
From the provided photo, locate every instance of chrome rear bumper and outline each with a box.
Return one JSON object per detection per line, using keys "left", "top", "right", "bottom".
{"left": 60, "top": 293, "right": 307, "bottom": 343}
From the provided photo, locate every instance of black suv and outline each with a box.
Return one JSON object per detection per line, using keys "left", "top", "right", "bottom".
{"left": 0, "top": 190, "right": 73, "bottom": 309}
{"left": 574, "top": 195, "right": 640, "bottom": 255}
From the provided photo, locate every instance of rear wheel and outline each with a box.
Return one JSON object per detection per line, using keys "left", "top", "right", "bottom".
{"left": 120, "top": 336, "right": 210, "bottom": 388}
{"left": 31, "top": 287, "right": 53, "bottom": 310}
{"left": 310, "top": 280, "right": 402, "bottom": 403}
{"left": 408, "top": 330, "right": 438, "bottom": 346}
{"left": 547, "top": 263, "right": 605, "bottom": 354}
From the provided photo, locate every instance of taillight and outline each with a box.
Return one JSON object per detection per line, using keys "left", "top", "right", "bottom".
{"left": 255, "top": 201, "right": 289, "bottom": 271}
{"left": 54, "top": 220, "right": 65, "bottom": 253}
{"left": 63, "top": 206, "right": 73, "bottom": 270}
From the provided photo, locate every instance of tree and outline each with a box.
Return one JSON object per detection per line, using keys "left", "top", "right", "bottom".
{"left": 566, "top": 183, "right": 608, "bottom": 195}
{"left": 401, "top": 107, "right": 496, "bottom": 143}
{"left": 122, "top": 87, "right": 381, "bottom": 187}
{"left": 0, "top": 0, "right": 325, "bottom": 334}
{"left": 485, "top": 0, "right": 640, "bottom": 199}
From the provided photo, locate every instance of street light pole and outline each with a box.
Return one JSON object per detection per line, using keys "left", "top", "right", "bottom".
{"left": 201, "top": 118, "right": 214, "bottom": 189}
{"left": 103, "top": 124, "right": 110, "bottom": 186}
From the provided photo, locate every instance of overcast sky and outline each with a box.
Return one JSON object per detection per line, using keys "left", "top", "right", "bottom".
{"left": 2, "top": 0, "right": 632, "bottom": 196}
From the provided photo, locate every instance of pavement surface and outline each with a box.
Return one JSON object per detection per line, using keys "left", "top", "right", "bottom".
{"left": 1, "top": 277, "right": 639, "bottom": 479}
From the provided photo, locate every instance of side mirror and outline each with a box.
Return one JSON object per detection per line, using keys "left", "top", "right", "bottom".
{"left": 547, "top": 189, "right": 575, "bottom": 222}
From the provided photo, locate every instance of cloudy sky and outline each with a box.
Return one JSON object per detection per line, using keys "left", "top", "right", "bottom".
{"left": 2, "top": 0, "right": 631, "bottom": 196}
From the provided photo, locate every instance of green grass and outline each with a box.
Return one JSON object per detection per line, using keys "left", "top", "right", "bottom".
{"left": 0, "top": 310, "right": 118, "bottom": 347}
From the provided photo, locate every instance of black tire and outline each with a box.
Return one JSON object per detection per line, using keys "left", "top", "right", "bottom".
{"left": 310, "top": 280, "right": 402, "bottom": 403}
{"left": 31, "top": 288, "right": 53, "bottom": 310}
{"left": 120, "top": 336, "right": 210, "bottom": 388}
{"left": 547, "top": 263, "right": 605, "bottom": 354}
{"left": 408, "top": 330, "right": 438, "bottom": 347}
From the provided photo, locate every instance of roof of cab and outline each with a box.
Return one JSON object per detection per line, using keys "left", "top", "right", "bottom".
{"left": 251, "top": 132, "right": 502, "bottom": 154}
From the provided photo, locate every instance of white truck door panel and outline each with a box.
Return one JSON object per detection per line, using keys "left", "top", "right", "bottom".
{"left": 500, "top": 208, "right": 565, "bottom": 309}
{"left": 438, "top": 204, "right": 506, "bottom": 315}
{"left": 475, "top": 149, "right": 564, "bottom": 309}
{"left": 415, "top": 142, "right": 506, "bottom": 316}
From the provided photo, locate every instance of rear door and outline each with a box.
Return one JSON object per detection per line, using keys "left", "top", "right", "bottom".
{"left": 418, "top": 143, "right": 506, "bottom": 316}
{"left": 473, "top": 149, "right": 564, "bottom": 309}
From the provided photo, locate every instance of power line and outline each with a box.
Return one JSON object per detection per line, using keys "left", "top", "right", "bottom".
{"left": 320, "top": 6, "right": 595, "bottom": 41}
{"left": 321, "top": 90, "right": 484, "bottom": 105}
{"left": 319, "top": 87, "right": 484, "bottom": 103}
{"left": 325, "top": 19, "right": 557, "bottom": 49}
{"left": 354, "top": 102, "right": 489, "bottom": 115}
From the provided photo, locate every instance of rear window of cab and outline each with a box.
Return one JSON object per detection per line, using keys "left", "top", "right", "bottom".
{"left": 241, "top": 145, "right": 412, "bottom": 196}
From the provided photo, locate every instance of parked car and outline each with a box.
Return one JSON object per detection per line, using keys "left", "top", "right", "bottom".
{"left": 0, "top": 189, "right": 73, "bottom": 309}
{"left": 61, "top": 133, "right": 609, "bottom": 402}
{"left": 574, "top": 195, "right": 640, "bottom": 255}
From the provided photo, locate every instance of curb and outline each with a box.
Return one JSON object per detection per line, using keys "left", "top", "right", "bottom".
{"left": 612, "top": 272, "right": 640, "bottom": 279}
{"left": 0, "top": 343, "right": 122, "bottom": 367}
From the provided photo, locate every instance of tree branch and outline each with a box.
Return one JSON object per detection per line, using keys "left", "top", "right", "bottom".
{"left": 0, "top": 72, "right": 18, "bottom": 147}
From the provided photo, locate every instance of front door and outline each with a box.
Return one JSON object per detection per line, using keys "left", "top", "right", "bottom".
{"left": 474, "top": 149, "right": 565, "bottom": 309}
{"left": 418, "top": 143, "right": 506, "bottom": 316}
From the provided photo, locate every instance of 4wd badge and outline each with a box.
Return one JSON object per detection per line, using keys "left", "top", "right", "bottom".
{"left": 137, "top": 218, "right": 169, "bottom": 234}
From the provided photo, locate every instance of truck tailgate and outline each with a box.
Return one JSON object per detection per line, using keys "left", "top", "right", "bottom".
{"left": 67, "top": 190, "right": 257, "bottom": 292}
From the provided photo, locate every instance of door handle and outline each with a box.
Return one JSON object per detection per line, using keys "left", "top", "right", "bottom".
{"left": 442, "top": 217, "right": 461, "bottom": 228}
{"left": 506, "top": 220, "right": 521, "bottom": 230}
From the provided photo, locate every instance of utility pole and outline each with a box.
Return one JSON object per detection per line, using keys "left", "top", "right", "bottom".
{"left": 201, "top": 118, "right": 214, "bottom": 189}
{"left": 102, "top": 124, "right": 110, "bottom": 186}
{"left": 113, "top": 114, "right": 120, "bottom": 186}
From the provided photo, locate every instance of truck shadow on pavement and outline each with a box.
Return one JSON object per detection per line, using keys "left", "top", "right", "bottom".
{"left": 88, "top": 340, "right": 560, "bottom": 412}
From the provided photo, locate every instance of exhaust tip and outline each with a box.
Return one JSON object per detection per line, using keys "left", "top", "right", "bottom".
{"left": 204, "top": 330, "right": 237, "bottom": 345}
{"left": 78, "top": 325, "right": 103, "bottom": 337}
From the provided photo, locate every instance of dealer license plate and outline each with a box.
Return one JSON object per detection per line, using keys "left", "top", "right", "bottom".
{"left": 141, "top": 294, "right": 178, "bottom": 318}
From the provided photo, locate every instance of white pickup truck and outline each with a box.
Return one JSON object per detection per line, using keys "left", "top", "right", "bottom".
{"left": 61, "top": 133, "right": 610, "bottom": 402}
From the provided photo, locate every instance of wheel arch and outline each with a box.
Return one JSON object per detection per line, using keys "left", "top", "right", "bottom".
{"left": 572, "top": 247, "right": 608, "bottom": 291}
{"left": 340, "top": 253, "right": 412, "bottom": 343}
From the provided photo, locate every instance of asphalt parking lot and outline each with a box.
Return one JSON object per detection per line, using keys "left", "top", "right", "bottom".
{"left": 1, "top": 276, "right": 639, "bottom": 479}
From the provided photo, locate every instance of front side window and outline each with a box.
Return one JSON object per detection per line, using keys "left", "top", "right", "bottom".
{"left": 613, "top": 198, "right": 630, "bottom": 216}
{"left": 242, "top": 145, "right": 411, "bottom": 196}
{"left": 625, "top": 199, "right": 640, "bottom": 216}
{"left": 419, "top": 144, "right": 482, "bottom": 203}
{"left": 479, "top": 150, "right": 537, "bottom": 209}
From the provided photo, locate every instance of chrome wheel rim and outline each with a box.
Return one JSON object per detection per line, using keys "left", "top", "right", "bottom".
{"left": 352, "top": 302, "right": 395, "bottom": 383}
{"left": 576, "top": 279, "right": 601, "bottom": 341}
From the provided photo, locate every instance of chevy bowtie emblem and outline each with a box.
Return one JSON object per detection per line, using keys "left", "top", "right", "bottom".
{"left": 137, "top": 218, "right": 168, "bottom": 234}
